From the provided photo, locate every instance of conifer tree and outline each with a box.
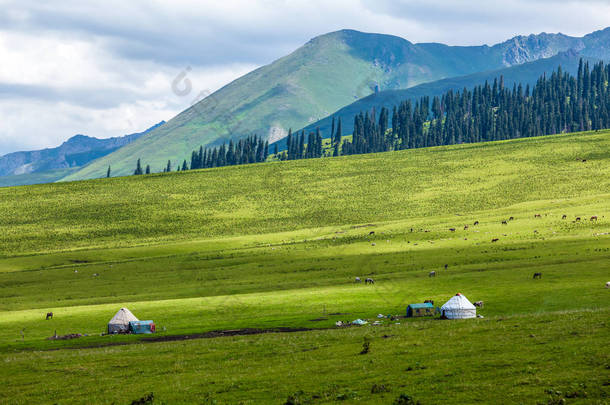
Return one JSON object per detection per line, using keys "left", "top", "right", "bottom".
{"left": 134, "top": 159, "right": 143, "bottom": 175}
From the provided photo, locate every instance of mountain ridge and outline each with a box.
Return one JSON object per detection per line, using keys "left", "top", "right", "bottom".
{"left": 0, "top": 121, "right": 165, "bottom": 179}
{"left": 291, "top": 50, "right": 597, "bottom": 143}
{"left": 59, "top": 27, "right": 610, "bottom": 180}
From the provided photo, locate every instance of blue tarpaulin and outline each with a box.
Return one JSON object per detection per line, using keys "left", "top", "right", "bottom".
{"left": 129, "top": 320, "right": 156, "bottom": 334}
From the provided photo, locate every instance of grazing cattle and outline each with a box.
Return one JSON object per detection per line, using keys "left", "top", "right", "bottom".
{"left": 582, "top": 159, "right": 587, "bottom": 162}
{"left": 365, "top": 278, "right": 375, "bottom": 284}
{"left": 46, "top": 312, "right": 53, "bottom": 320}
{"left": 562, "top": 214, "right": 567, "bottom": 219}
{"left": 429, "top": 271, "right": 436, "bottom": 277}
{"left": 590, "top": 216, "right": 598, "bottom": 221}
{"left": 491, "top": 238, "right": 499, "bottom": 243}
{"left": 575, "top": 217, "right": 581, "bottom": 222}
{"left": 474, "top": 301, "right": 484, "bottom": 308}
{"left": 464, "top": 225, "right": 469, "bottom": 230}
{"left": 449, "top": 228, "right": 456, "bottom": 232}
{"left": 509, "top": 217, "right": 514, "bottom": 221}
{"left": 444, "top": 264, "right": 448, "bottom": 270}
{"left": 534, "top": 214, "right": 542, "bottom": 218}
{"left": 502, "top": 220, "right": 508, "bottom": 225}
{"left": 605, "top": 281, "right": 610, "bottom": 289}
{"left": 533, "top": 272, "right": 542, "bottom": 279}
{"left": 473, "top": 221, "right": 479, "bottom": 225}
{"left": 369, "top": 231, "right": 375, "bottom": 235}
{"left": 355, "top": 277, "right": 361, "bottom": 283}
{"left": 424, "top": 300, "right": 434, "bottom": 305}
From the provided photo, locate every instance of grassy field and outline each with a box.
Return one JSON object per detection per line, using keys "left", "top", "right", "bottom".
{"left": 0, "top": 131, "right": 609, "bottom": 404}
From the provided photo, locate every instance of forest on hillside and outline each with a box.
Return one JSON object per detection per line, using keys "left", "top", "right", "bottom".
{"left": 130, "top": 59, "right": 609, "bottom": 174}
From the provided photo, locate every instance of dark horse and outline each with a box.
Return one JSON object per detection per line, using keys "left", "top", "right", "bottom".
{"left": 533, "top": 273, "right": 542, "bottom": 279}
{"left": 46, "top": 312, "right": 53, "bottom": 320}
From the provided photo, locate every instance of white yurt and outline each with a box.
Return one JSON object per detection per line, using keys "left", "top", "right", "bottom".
{"left": 440, "top": 293, "right": 476, "bottom": 319}
{"left": 108, "top": 308, "right": 139, "bottom": 333}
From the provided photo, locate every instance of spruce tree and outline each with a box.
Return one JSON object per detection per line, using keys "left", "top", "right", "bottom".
{"left": 134, "top": 159, "right": 143, "bottom": 175}
{"left": 145, "top": 165, "right": 151, "bottom": 174}
{"left": 107, "top": 166, "right": 111, "bottom": 178}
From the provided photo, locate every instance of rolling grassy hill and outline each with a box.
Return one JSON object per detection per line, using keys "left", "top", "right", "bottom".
{"left": 63, "top": 28, "right": 610, "bottom": 180}
{"left": 0, "top": 130, "right": 608, "bottom": 403}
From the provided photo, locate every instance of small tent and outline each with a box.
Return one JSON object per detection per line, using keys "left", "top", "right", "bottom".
{"left": 406, "top": 303, "right": 435, "bottom": 317}
{"left": 108, "top": 308, "right": 139, "bottom": 334}
{"left": 440, "top": 293, "right": 476, "bottom": 319}
{"left": 129, "top": 320, "right": 156, "bottom": 334}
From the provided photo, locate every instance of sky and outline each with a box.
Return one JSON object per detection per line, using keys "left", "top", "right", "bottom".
{"left": 0, "top": 0, "right": 609, "bottom": 155}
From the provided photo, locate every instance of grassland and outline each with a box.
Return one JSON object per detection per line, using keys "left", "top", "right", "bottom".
{"left": 0, "top": 131, "right": 609, "bottom": 404}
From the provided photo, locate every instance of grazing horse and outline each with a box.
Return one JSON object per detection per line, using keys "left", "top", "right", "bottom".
{"left": 590, "top": 216, "right": 598, "bottom": 221}
{"left": 474, "top": 301, "right": 484, "bottom": 308}
{"left": 46, "top": 312, "right": 53, "bottom": 320}
{"left": 449, "top": 228, "right": 456, "bottom": 232}
{"left": 502, "top": 220, "right": 508, "bottom": 225}
{"left": 562, "top": 214, "right": 567, "bottom": 219}
{"left": 368, "top": 231, "right": 375, "bottom": 235}
{"left": 509, "top": 217, "right": 514, "bottom": 221}
{"left": 575, "top": 217, "right": 581, "bottom": 222}
{"left": 473, "top": 221, "right": 479, "bottom": 225}
{"left": 365, "top": 278, "right": 375, "bottom": 284}
{"left": 355, "top": 277, "right": 361, "bottom": 283}
{"left": 533, "top": 272, "right": 542, "bottom": 279}
{"left": 444, "top": 264, "right": 448, "bottom": 270}
{"left": 429, "top": 271, "right": 436, "bottom": 277}
{"left": 464, "top": 225, "right": 469, "bottom": 230}
{"left": 534, "top": 214, "right": 542, "bottom": 218}
{"left": 491, "top": 238, "right": 499, "bottom": 243}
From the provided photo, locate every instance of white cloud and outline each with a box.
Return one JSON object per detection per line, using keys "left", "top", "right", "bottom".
{"left": 0, "top": 0, "right": 608, "bottom": 154}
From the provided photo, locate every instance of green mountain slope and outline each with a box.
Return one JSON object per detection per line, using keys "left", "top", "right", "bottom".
{"left": 292, "top": 51, "right": 597, "bottom": 142}
{"left": 65, "top": 28, "right": 610, "bottom": 180}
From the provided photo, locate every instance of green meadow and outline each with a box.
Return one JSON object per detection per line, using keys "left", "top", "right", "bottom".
{"left": 0, "top": 131, "right": 609, "bottom": 404}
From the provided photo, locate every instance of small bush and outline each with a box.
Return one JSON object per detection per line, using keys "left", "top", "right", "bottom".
{"left": 284, "top": 390, "right": 308, "bottom": 405}
{"left": 371, "top": 383, "right": 389, "bottom": 394}
{"left": 393, "top": 393, "right": 421, "bottom": 405}
{"left": 360, "top": 337, "right": 371, "bottom": 355}
{"left": 130, "top": 392, "right": 154, "bottom": 405}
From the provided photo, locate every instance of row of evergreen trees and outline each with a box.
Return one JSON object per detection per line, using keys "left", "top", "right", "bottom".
{"left": 132, "top": 135, "right": 269, "bottom": 175}
{"left": 338, "top": 59, "right": 610, "bottom": 155}
{"left": 131, "top": 60, "right": 609, "bottom": 176}
{"left": 283, "top": 128, "right": 325, "bottom": 160}
{"left": 189, "top": 135, "right": 269, "bottom": 170}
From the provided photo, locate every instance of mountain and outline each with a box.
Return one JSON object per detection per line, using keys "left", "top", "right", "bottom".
{"left": 65, "top": 27, "right": 610, "bottom": 180}
{"left": 290, "top": 51, "right": 596, "bottom": 143}
{"left": 0, "top": 121, "right": 164, "bottom": 186}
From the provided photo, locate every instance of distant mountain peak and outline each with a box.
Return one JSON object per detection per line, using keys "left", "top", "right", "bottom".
{"left": 0, "top": 121, "right": 166, "bottom": 178}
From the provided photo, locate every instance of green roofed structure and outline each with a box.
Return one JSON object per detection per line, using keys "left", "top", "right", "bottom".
{"left": 406, "top": 303, "right": 435, "bottom": 318}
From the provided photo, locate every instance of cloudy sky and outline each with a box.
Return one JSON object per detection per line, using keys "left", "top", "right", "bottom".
{"left": 1, "top": 0, "right": 608, "bottom": 155}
